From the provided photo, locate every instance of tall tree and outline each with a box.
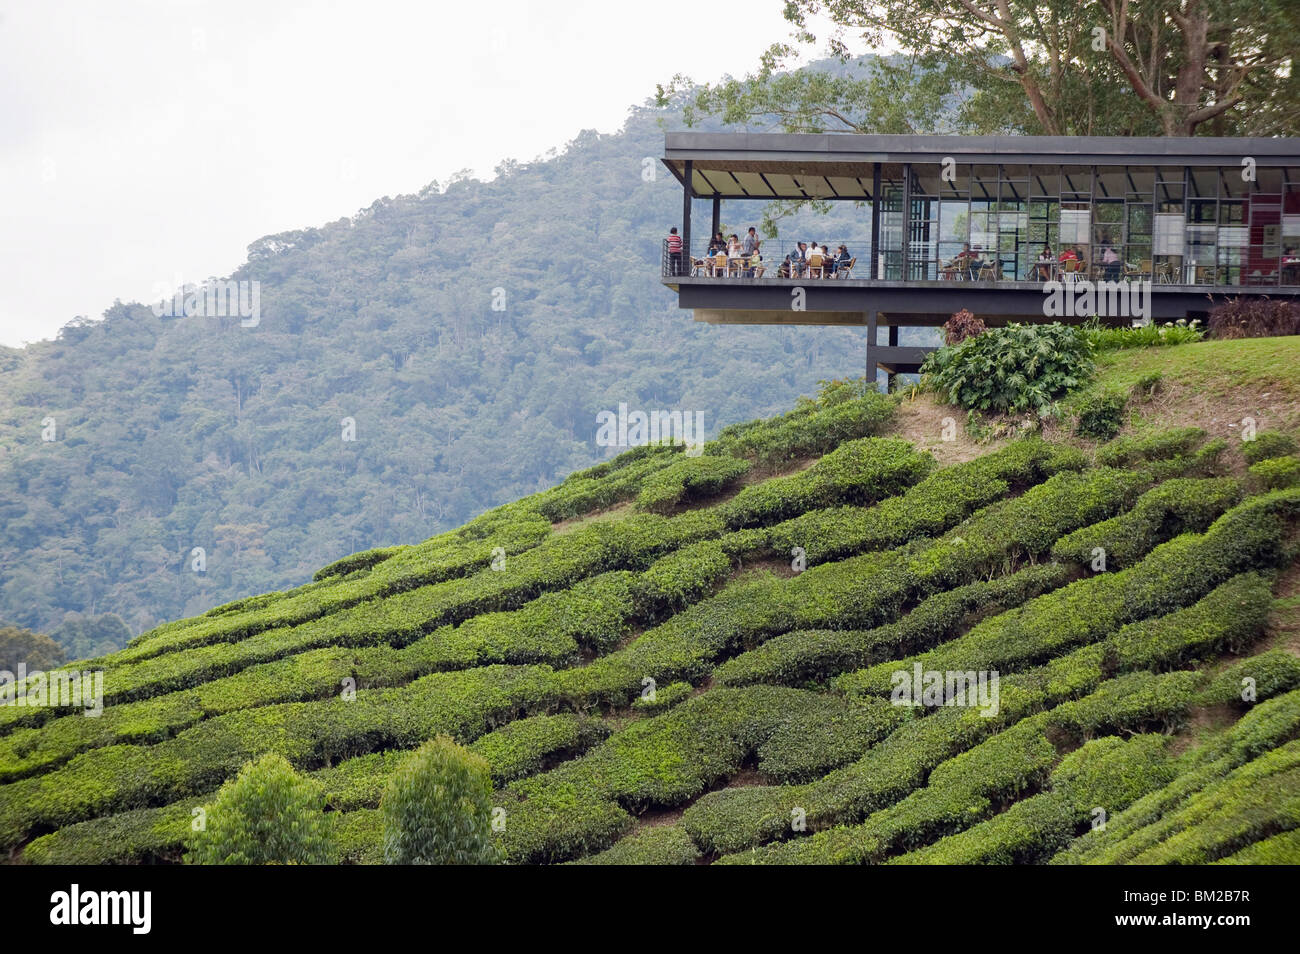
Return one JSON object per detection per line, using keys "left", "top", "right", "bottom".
{"left": 661, "top": 1, "right": 1299, "bottom": 137}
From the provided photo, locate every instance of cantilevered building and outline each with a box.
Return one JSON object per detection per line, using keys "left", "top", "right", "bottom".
{"left": 658, "top": 133, "right": 1300, "bottom": 382}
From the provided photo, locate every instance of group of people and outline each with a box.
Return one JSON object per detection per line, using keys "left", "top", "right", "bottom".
{"left": 663, "top": 225, "right": 852, "bottom": 278}
{"left": 779, "top": 241, "right": 852, "bottom": 278}
{"left": 1034, "top": 243, "right": 1122, "bottom": 281}
{"left": 944, "top": 242, "right": 1123, "bottom": 282}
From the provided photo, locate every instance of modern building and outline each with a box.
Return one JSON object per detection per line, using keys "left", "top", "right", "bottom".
{"left": 658, "top": 132, "right": 1300, "bottom": 383}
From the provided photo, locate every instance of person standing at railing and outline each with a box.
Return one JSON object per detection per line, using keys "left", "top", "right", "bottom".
{"left": 742, "top": 227, "right": 759, "bottom": 257}
{"left": 666, "top": 227, "right": 683, "bottom": 276}
{"left": 1101, "top": 244, "right": 1121, "bottom": 281}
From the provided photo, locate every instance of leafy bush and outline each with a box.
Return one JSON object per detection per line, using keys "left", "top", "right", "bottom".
{"left": 1249, "top": 456, "right": 1300, "bottom": 490}
{"left": 635, "top": 455, "right": 750, "bottom": 514}
{"left": 943, "top": 309, "right": 985, "bottom": 345}
{"left": 1207, "top": 297, "right": 1300, "bottom": 339}
{"left": 714, "top": 563, "right": 1069, "bottom": 688}
{"left": 707, "top": 382, "right": 894, "bottom": 465}
{"left": 313, "top": 545, "right": 408, "bottom": 582}
{"left": 719, "top": 437, "right": 933, "bottom": 529}
{"left": 764, "top": 438, "right": 1078, "bottom": 566}
{"left": 630, "top": 541, "right": 731, "bottom": 620}
{"left": 631, "top": 680, "right": 694, "bottom": 713}
{"left": 185, "top": 754, "right": 334, "bottom": 865}
{"left": 469, "top": 714, "right": 609, "bottom": 785}
{"left": 570, "top": 823, "right": 701, "bottom": 865}
{"left": 1096, "top": 427, "right": 1204, "bottom": 467}
{"left": 1050, "top": 477, "right": 1241, "bottom": 570}
{"left": 1074, "top": 390, "right": 1127, "bottom": 440}
{"left": 1242, "top": 430, "right": 1298, "bottom": 465}
{"left": 922, "top": 323, "right": 1092, "bottom": 415}
{"left": 1083, "top": 318, "right": 1202, "bottom": 351}
{"left": 1054, "top": 688, "right": 1300, "bottom": 865}
{"left": 381, "top": 735, "right": 503, "bottom": 865}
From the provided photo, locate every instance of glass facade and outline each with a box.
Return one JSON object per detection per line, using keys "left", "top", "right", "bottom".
{"left": 893, "top": 162, "right": 1300, "bottom": 286}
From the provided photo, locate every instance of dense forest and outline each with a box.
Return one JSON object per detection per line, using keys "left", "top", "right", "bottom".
{"left": 0, "top": 87, "right": 896, "bottom": 648}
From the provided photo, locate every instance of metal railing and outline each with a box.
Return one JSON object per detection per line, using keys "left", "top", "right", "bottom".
{"left": 662, "top": 239, "right": 1300, "bottom": 288}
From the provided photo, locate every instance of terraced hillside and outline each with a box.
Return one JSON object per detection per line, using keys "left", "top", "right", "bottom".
{"left": 4, "top": 355, "right": 1300, "bottom": 866}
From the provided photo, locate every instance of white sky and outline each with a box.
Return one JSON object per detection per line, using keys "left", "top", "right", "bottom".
{"left": 0, "top": 0, "right": 834, "bottom": 347}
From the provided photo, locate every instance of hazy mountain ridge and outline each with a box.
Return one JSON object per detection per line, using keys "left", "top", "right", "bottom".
{"left": 0, "top": 97, "right": 876, "bottom": 643}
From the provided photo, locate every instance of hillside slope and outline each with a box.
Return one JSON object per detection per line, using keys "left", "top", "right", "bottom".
{"left": 3, "top": 339, "right": 1300, "bottom": 865}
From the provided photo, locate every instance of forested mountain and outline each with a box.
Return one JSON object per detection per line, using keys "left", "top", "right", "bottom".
{"left": 0, "top": 93, "right": 881, "bottom": 645}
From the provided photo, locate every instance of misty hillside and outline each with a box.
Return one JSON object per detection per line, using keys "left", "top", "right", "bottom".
{"left": 0, "top": 96, "right": 886, "bottom": 645}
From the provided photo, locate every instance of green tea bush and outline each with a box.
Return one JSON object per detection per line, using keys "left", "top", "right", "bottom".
{"left": 719, "top": 438, "right": 933, "bottom": 529}
{"left": 756, "top": 697, "right": 904, "bottom": 783}
{"left": 713, "top": 563, "right": 1069, "bottom": 688}
{"left": 1112, "top": 743, "right": 1300, "bottom": 864}
{"left": 313, "top": 545, "right": 408, "bottom": 582}
{"left": 123, "top": 513, "right": 554, "bottom": 660}
{"left": 1213, "top": 829, "right": 1300, "bottom": 864}
{"left": 1242, "top": 430, "right": 1298, "bottom": 465}
{"left": 1197, "top": 649, "right": 1300, "bottom": 707}
{"left": 707, "top": 384, "right": 894, "bottom": 464}
{"left": 1249, "top": 455, "right": 1300, "bottom": 490}
{"left": 764, "top": 439, "right": 1078, "bottom": 566}
{"left": 630, "top": 541, "right": 731, "bottom": 620}
{"left": 1074, "top": 390, "right": 1127, "bottom": 440}
{"left": 24, "top": 799, "right": 198, "bottom": 865}
{"left": 888, "top": 792, "right": 1077, "bottom": 865}
{"left": 0, "top": 664, "right": 560, "bottom": 848}
{"left": 890, "top": 735, "right": 1175, "bottom": 865}
{"left": 469, "top": 714, "right": 609, "bottom": 785}
{"left": 921, "top": 323, "right": 1092, "bottom": 415}
{"left": 1054, "top": 689, "right": 1300, "bottom": 865}
{"left": 1096, "top": 427, "right": 1205, "bottom": 467}
{"left": 185, "top": 754, "right": 334, "bottom": 865}
{"left": 569, "top": 823, "right": 700, "bottom": 865}
{"left": 635, "top": 455, "right": 750, "bottom": 514}
{"left": 631, "top": 680, "right": 694, "bottom": 714}
{"left": 1050, "top": 477, "right": 1241, "bottom": 570}
{"left": 380, "top": 736, "right": 503, "bottom": 865}
{"left": 496, "top": 686, "right": 838, "bottom": 863}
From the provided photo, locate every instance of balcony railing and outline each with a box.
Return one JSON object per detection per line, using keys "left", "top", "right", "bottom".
{"left": 662, "top": 239, "right": 1300, "bottom": 288}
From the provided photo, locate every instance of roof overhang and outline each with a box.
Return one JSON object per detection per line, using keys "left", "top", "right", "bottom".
{"left": 662, "top": 132, "right": 1300, "bottom": 200}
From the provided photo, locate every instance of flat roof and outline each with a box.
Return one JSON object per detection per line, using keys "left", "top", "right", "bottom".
{"left": 662, "top": 132, "right": 1300, "bottom": 200}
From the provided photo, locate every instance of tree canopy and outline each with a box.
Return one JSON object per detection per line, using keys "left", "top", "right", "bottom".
{"left": 661, "top": 1, "right": 1299, "bottom": 137}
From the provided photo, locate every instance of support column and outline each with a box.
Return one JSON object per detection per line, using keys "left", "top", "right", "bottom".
{"left": 865, "top": 311, "right": 879, "bottom": 391}
{"left": 682, "top": 160, "right": 693, "bottom": 265}
{"left": 901, "top": 163, "right": 912, "bottom": 282}
{"left": 870, "top": 162, "right": 881, "bottom": 280}
{"left": 711, "top": 196, "right": 721, "bottom": 242}
{"left": 887, "top": 324, "right": 900, "bottom": 392}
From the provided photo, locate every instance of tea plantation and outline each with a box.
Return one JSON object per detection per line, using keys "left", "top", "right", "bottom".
{"left": 4, "top": 364, "right": 1300, "bottom": 865}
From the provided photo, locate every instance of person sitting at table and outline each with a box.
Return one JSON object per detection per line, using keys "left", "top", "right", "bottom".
{"left": 1033, "top": 245, "right": 1055, "bottom": 281}
{"left": 708, "top": 232, "right": 726, "bottom": 256}
{"left": 1101, "top": 244, "right": 1121, "bottom": 281}
{"left": 1058, "top": 245, "right": 1079, "bottom": 277}
{"left": 807, "top": 242, "right": 828, "bottom": 277}
{"left": 749, "top": 250, "right": 765, "bottom": 278}
{"left": 831, "top": 245, "right": 851, "bottom": 276}
{"left": 727, "top": 234, "right": 743, "bottom": 258}
{"left": 954, "top": 243, "right": 978, "bottom": 279}
{"left": 791, "top": 242, "right": 809, "bottom": 277}
{"left": 1281, "top": 247, "right": 1299, "bottom": 284}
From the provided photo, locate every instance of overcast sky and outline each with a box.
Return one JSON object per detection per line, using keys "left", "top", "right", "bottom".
{"left": 0, "top": 0, "right": 833, "bottom": 347}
